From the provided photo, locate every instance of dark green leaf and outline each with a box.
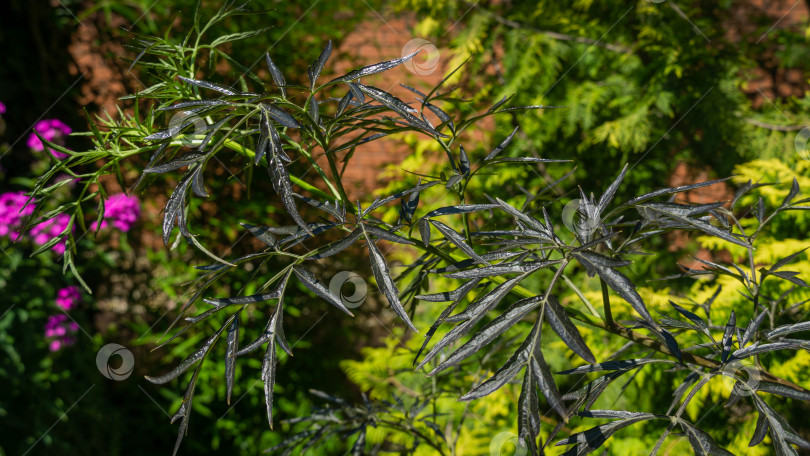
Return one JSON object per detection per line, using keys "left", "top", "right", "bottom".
{"left": 364, "top": 231, "right": 418, "bottom": 332}
{"left": 330, "top": 51, "right": 418, "bottom": 83}
{"left": 308, "top": 41, "right": 332, "bottom": 90}
{"left": 293, "top": 266, "right": 354, "bottom": 316}
{"left": 545, "top": 295, "right": 596, "bottom": 364}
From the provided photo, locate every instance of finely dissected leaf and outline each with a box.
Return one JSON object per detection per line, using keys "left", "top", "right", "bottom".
{"left": 263, "top": 104, "right": 301, "bottom": 129}
{"left": 754, "top": 397, "right": 810, "bottom": 453}
{"left": 414, "top": 279, "right": 481, "bottom": 364}
{"left": 330, "top": 51, "right": 418, "bottom": 83}
{"left": 202, "top": 287, "right": 282, "bottom": 307}
{"left": 771, "top": 271, "right": 809, "bottom": 287}
{"left": 262, "top": 325, "right": 278, "bottom": 429}
{"left": 765, "top": 321, "right": 810, "bottom": 339}
{"left": 572, "top": 251, "right": 655, "bottom": 325}
{"left": 770, "top": 248, "right": 808, "bottom": 272}
{"left": 678, "top": 419, "right": 734, "bottom": 456}
{"left": 669, "top": 301, "right": 712, "bottom": 338}
{"left": 458, "top": 146, "right": 471, "bottom": 175}
{"left": 731, "top": 341, "right": 801, "bottom": 359}
{"left": 177, "top": 75, "right": 237, "bottom": 95}
{"left": 495, "top": 198, "right": 554, "bottom": 240}
{"left": 558, "top": 358, "right": 675, "bottom": 375}
{"left": 308, "top": 96, "right": 320, "bottom": 127}
{"left": 624, "top": 178, "right": 732, "bottom": 207}
{"left": 418, "top": 218, "right": 431, "bottom": 246}
{"left": 442, "top": 260, "right": 559, "bottom": 279}
{"left": 721, "top": 311, "right": 736, "bottom": 363}
{"left": 144, "top": 154, "right": 205, "bottom": 174}
{"left": 638, "top": 204, "right": 749, "bottom": 247}
{"left": 422, "top": 204, "right": 498, "bottom": 218}
{"left": 235, "top": 309, "right": 282, "bottom": 356}
{"left": 225, "top": 313, "right": 239, "bottom": 404}
{"left": 265, "top": 53, "right": 286, "bottom": 97}
{"left": 430, "top": 220, "right": 486, "bottom": 264}
{"left": 415, "top": 278, "right": 479, "bottom": 302}
{"left": 162, "top": 171, "right": 194, "bottom": 245}
{"left": 755, "top": 381, "right": 810, "bottom": 401}
{"left": 750, "top": 412, "right": 769, "bottom": 447}
{"left": 428, "top": 295, "right": 543, "bottom": 375}
{"left": 430, "top": 252, "right": 522, "bottom": 274}
{"left": 239, "top": 222, "right": 277, "bottom": 247}
{"left": 294, "top": 194, "right": 344, "bottom": 220}
{"left": 531, "top": 345, "right": 566, "bottom": 419}
{"left": 364, "top": 231, "right": 418, "bottom": 332}
{"left": 145, "top": 322, "right": 229, "bottom": 384}
{"left": 556, "top": 412, "right": 658, "bottom": 455}
{"left": 355, "top": 83, "right": 443, "bottom": 136}
{"left": 460, "top": 334, "right": 530, "bottom": 400}
{"left": 518, "top": 368, "right": 541, "bottom": 454}
{"left": 545, "top": 295, "right": 596, "bottom": 363}
{"left": 309, "top": 228, "right": 362, "bottom": 260}
{"left": 399, "top": 178, "right": 421, "bottom": 223}
{"left": 484, "top": 126, "right": 519, "bottom": 161}
{"left": 445, "top": 273, "right": 527, "bottom": 323}
{"left": 292, "top": 266, "right": 354, "bottom": 316}
{"left": 597, "top": 164, "right": 627, "bottom": 213}
{"left": 741, "top": 310, "right": 768, "bottom": 347}
{"left": 268, "top": 152, "right": 312, "bottom": 235}
{"left": 308, "top": 40, "right": 332, "bottom": 90}
{"left": 781, "top": 177, "right": 800, "bottom": 208}
{"left": 362, "top": 224, "right": 414, "bottom": 245}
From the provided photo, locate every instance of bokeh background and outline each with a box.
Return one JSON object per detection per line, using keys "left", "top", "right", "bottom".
{"left": 2, "top": 0, "right": 810, "bottom": 454}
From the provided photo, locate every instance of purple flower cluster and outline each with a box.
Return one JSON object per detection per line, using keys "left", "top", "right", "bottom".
{"left": 27, "top": 119, "right": 71, "bottom": 158}
{"left": 92, "top": 193, "right": 140, "bottom": 232}
{"left": 30, "top": 213, "right": 72, "bottom": 255}
{"left": 0, "top": 191, "right": 35, "bottom": 241}
{"left": 56, "top": 286, "right": 82, "bottom": 311}
{"left": 0, "top": 101, "right": 6, "bottom": 115}
{"left": 44, "top": 314, "right": 78, "bottom": 352}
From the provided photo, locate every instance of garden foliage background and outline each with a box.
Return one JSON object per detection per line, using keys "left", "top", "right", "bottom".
{"left": 1, "top": 0, "right": 810, "bottom": 454}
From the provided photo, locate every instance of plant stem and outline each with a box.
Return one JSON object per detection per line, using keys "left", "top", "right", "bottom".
{"left": 600, "top": 278, "right": 614, "bottom": 328}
